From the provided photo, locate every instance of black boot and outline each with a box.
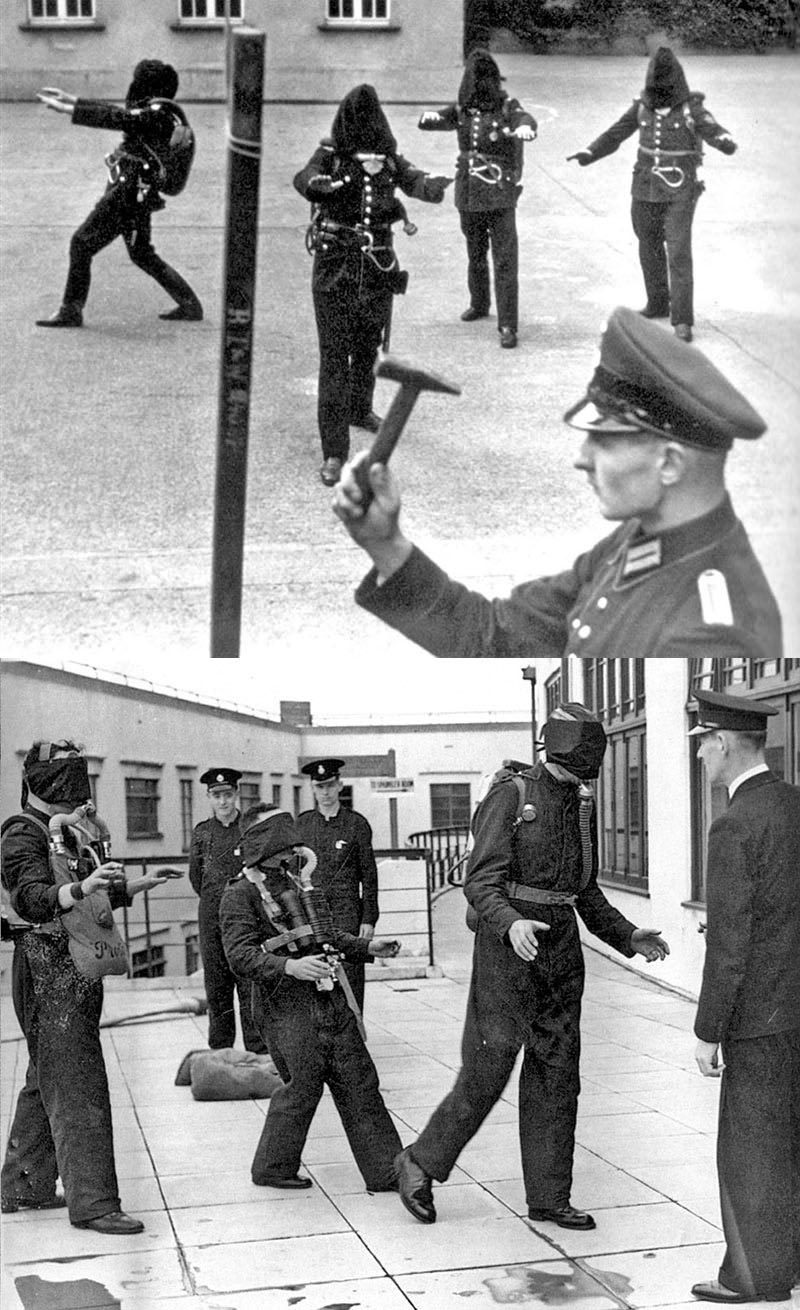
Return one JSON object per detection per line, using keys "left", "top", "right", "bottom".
{"left": 36, "top": 303, "right": 83, "bottom": 328}
{"left": 159, "top": 302, "right": 203, "bottom": 322}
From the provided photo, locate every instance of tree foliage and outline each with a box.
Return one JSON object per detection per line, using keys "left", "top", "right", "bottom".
{"left": 481, "top": 0, "right": 796, "bottom": 48}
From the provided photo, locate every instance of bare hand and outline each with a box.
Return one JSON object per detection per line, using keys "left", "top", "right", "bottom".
{"left": 332, "top": 455, "right": 412, "bottom": 579}
{"left": 508, "top": 918, "right": 550, "bottom": 962}
{"left": 37, "top": 87, "right": 77, "bottom": 115}
{"left": 126, "top": 869, "right": 174, "bottom": 896}
{"left": 514, "top": 125, "right": 536, "bottom": 141}
{"left": 285, "top": 954, "right": 331, "bottom": 982}
{"left": 84, "top": 862, "right": 125, "bottom": 895}
{"left": 566, "top": 150, "right": 593, "bottom": 166}
{"left": 695, "top": 1039, "right": 724, "bottom": 1077}
{"left": 369, "top": 938, "right": 400, "bottom": 958}
{"left": 358, "top": 923, "right": 375, "bottom": 940}
{"left": 308, "top": 174, "right": 347, "bottom": 194}
{"left": 630, "top": 928, "right": 670, "bottom": 963}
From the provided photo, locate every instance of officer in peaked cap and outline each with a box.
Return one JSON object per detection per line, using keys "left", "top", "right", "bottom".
{"left": 296, "top": 757, "right": 379, "bottom": 1012}
{"left": 189, "top": 766, "right": 267, "bottom": 1055}
{"left": 333, "top": 305, "right": 783, "bottom": 658}
{"left": 688, "top": 687, "right": 799, "bottom": 1305}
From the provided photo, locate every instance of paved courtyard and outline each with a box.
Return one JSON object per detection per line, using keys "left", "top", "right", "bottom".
{"left": 2, "top": 891, "right": 797, "bottom": 1310}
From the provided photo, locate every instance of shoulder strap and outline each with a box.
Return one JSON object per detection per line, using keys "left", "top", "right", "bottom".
{"left": 1, "top": 812, "right": 49, "bottom": 841}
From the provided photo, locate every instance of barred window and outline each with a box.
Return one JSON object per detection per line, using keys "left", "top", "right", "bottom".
{"left": 29, "top": 0, "right": 94, "bottom": 19}
{"left": 179, "top": 0, "right": 243, "bottom": 19}
{"left": 125, "top": 778, "right": 160, "bottom": 839}
{"left": 271, "top": 783, "right": 282, "bottom": 807}
{"left": 180, "top": 778, "right": 194, "bottom": 852}
{"left": 239, "top": 780, "right": 261, "bottom": 812}
{"left": 430, "top": 782, "right": 471, "bottom": 830}
{"left": 584, "top": 659, "right": 648, "bottom": 890}
{"left": 326, "top": 0, "right": 390, "bottom": 23}
{"left": 131, "top": 944, "right": 165, "bottom": 979}
{"left": 184, "top": 933, "right": 200, "bottom": 975}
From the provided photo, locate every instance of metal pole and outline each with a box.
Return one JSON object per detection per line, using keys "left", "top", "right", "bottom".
{"left": 210, "top": 28, "right": 265, "bottom": 657}
{"left": 522, "top": 665, "right": 537, "bottom": 762}
{"left": 389, "top": 796, "right": 398, "bottom": 849}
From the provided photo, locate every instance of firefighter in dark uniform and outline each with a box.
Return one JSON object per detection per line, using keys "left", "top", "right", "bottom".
{"left": 418, "top": 48, "right": 537, "bottom": 349}
{"left": 568, "top": 47, "right": 737, "bottom": 342}
{"left": 189, "top": 768, "right": 266, "bottom": 1053}
{"left": 689, "top": 691, "right": 800, "bottom": 1305}
{"left": 394, "top": 705, "right": 669, "bottom": 1229}
{"left": 333, "top": 305, "right": 782, "bottom": 657}
{"left": 295, "top": 758, "right": 379, "bottom": 1014}
{"left": 35, "top": 60, "right": 202, "bottom": 328}
{"left": 1, "top": 741, "right": 164, "bottom": 1234}
{"left": 293, "top": 83, "right": 451, "bottom": 487}
{"left": 219, "top": 805, "right": 401, "bottom": 1191}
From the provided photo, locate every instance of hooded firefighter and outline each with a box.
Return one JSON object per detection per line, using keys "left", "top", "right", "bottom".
{"left": 293, "top": 84, "right": 451, "bottom": 487}
{"left": 568, "top": 47, "right": 737, "bottom": 341}
{"left": 419, "top": 49, "right": 537, "bottom": 348}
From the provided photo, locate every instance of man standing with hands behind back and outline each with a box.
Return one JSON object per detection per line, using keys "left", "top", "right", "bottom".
{"left": 189, "top": 768, "right": 266, "bottom": 1054}
{"left": 296, "top": 759, "right": 379, "bottom": 1013}
{"left": 689, "top": 690, "right": 800, "bottom": 1305}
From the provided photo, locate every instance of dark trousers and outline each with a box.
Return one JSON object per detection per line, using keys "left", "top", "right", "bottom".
{"left": 631, "top": 194, "right": 698, "bottom": 326}
{"left": 412, "top": 923, "right": 583, "bottom": 1209}
{"left": 199, "top": 900, "right": 267, "bottom": 1053}
{"left": 252, "top": 989, "right": 400, "bottom": 1190}
{"left": 459, "top": 207, "right": 519, "bottom": 332}
{"left": 0, "top": 934, "right": 121, "bottom": 1224}
{"left": 62, "top": 184, "right": 201, "bottom": 314}
{"left": 717, "top": 1028, "right": 800, "bottom": 1298}
{"left": 341, "top": 958, "right": 366, "bottom": 1014}
{"left": 312, "top": 280, "right": 392, "bottom": 461}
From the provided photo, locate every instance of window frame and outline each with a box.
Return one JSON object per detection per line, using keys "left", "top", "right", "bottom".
{"left": 27, "top": 0, "right": 96, "bottom": 23}
{"left": 176, "top": 0, "right": 244, "bottom": 24}
{"left": 429, "top": 781, "right": 472, "bottom": 831}
{"left": 323, "top": 0, "right": 393, "bottom": 28}
{"left": 124, "top": 776, "right": 162, "bottom": 841}
{"left": 583, "top": 658, "right": 649, "bottom": 892}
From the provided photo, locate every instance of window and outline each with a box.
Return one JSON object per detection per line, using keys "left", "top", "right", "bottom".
{"left": 125, "top": 778, "right": 160, "bottom": 839}
{"left": 180, "top": 779, "right": 194, "bottom": 852}
{"left": 271, "top": 783, "right": 282, "bottom": 807}
{"left": 239, "top": 780, "right": 261, "bottom": 812}
{"left": 689, "top": 659, "right": 800, "bottom": 899}
{"left": 584, "top": 659, "right": 648, "bottom": 890}
{"left": 184, "top": 932, "right": 200, "bottom": 975}
{"left": 293, "top": 785, "right": 302, "bottom": 817}
{"left": 326, "top": 0, "right": 391, "bottom": 23}
{"left": 29, "top": 0, "right": 94, "bottom": 20}
{"left": 131, "top": 944, "right": 166, "bottom": 979}
{"left": 178, "top": 0, "right": 243, "bottom": 20}
{"left": 544, "top": 669, "right": 563, "bottom": 719}
{"left": 339, "top": 785, "right": 354, "bottom": 812}
{"left": 430, "top": 783, "right": 471, "bottom": 830}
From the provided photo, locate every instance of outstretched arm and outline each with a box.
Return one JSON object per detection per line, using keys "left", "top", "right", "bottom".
{"left": 37, "top": 87, "right": 77, "bottom": 116}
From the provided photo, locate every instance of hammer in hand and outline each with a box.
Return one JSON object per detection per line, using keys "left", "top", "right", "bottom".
{"left": 353, "top": 355, "right": 461, "bottom": 508}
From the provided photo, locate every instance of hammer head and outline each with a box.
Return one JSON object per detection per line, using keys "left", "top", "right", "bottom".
{"left": 375, "top": 354, "right": 461, "bottom": 396}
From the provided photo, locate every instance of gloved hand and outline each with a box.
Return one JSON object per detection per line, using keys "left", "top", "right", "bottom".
{"left": 567, "top": 150, "right": 593, "bottom": 166}
{"left": 716, "top": 135, "right": 737, "bottom": 155}
{"left": 425, "top": 174, "right": 453, "bottom": 202}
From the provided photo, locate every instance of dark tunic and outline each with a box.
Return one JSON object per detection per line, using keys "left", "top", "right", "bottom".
{"left": 59, "top": 98, "right": 200, "bottom": 315}
{"left": 188, "top": 814, "right": 265, "bottom": 1052}
{"left": 412, "top": 767, "right": 637, "bottom": 1208}
{"left": 0, "top": 809, "right": 128, "bottom": 1223}
{"left": 355, "top": 495, "right": 782, "bottom": 657}
{"left": 294, "top": 806, "right": 379, "bottom": 1012}
{"left": 695, "top": 771, "right": 800, "bottom": 1298}
{"left": 219, "top": 875, "right": 400, "bottom": 1190}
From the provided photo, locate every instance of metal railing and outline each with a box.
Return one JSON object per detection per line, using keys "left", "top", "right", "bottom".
{"left": 407, "top": 826, "right": 471, "bottom": 900}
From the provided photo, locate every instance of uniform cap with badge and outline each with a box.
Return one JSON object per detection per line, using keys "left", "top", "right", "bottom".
{"left": 564, "top": 306, "right": 767, "bottom": 451}
{"left": 688, "top": 689, "right": 780, "bottom": 736}
{"left": 301, "top": 758, "right": 345, "bottom": 783}
{"left": 200, "top": 768, "right": 242, "bottom": 793}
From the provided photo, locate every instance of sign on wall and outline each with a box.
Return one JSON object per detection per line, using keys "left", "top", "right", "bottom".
{"left": 370, "top": 778, "right": 414, "bottom": 795}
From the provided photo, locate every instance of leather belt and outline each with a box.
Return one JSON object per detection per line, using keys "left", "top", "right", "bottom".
{"left": 506, "top": 882, "right": 577, "bottom": 907}
{"left": 261, "top": 925, "right": 313, "bottom": 952}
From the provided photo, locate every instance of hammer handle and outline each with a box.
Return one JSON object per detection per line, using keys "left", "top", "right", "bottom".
{"left": 354, "top": 387, "right": 418, "bottom": 507}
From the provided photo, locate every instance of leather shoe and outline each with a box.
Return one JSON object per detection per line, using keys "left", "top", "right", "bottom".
{"left": 460, "top": 306, "right": 489, "bottom": 321}
{"left": 690, "top": 1280, "right": 791, "bottom": 1303}
{"left": 253, "top": 1174, "right": 312, "bottom": 1189}
{"left": 674, "top": 323, "right": 693, "bottom": 342}
{"left": 2, "top": 1192, "right": 67, "bottom": 1213}
{"left": 73, "top": 1210, "right": 145, "bottom": 1234}
{"left": 527, "top": 1204, "right": 596, "bottom": 1230}
{"left": 319, "top": 457, "right": 342, "bottom": 486}
{"left": 35, "top": 305, "right": 83, "bottom": 328}
{"left": 351, "top": 411, "right": 382, "bottom": 433}
{"left": 395, "top": 1147, "right": 436, "bottom": 1224}
{"left": 159, "top": 304, "right": 203, "bottom": 321}
{"left": 639, "top": 304, "right": 670, "bottom": 319}
{"left": 499, "top": 327, "right": 518, "bottom": 349}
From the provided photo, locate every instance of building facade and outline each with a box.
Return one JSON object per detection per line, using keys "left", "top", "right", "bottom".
{"left": 0, "top": 0, "right": 463, "bottom": 101}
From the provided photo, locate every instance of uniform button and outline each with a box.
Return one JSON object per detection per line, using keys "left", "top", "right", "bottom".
{"left": 578, "top": 624, "right": 592, "bottom": 640}
{"left": 596, "top": 596, "right": 608, "bottom": 610}
{"left": 571, "top": 617, "right": 581, "bottom": 630}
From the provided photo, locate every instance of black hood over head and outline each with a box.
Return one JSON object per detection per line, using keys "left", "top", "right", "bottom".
{"left": 21, "top": 741, "right": 91, "bottom": 808}
{"left": 126, "top": 59, "right": 179, "bottom": 109}
{"left": 330, "top": 84, "right": 397, "bottom": 156}
{"left": 643, "top": 47, "right": 690, "bottom": 109}
{"left": 458, "top": 49, "right": 505, "bottom": 112}
{"left": 542, "top": 704, "right": 608, "bottom": 780}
